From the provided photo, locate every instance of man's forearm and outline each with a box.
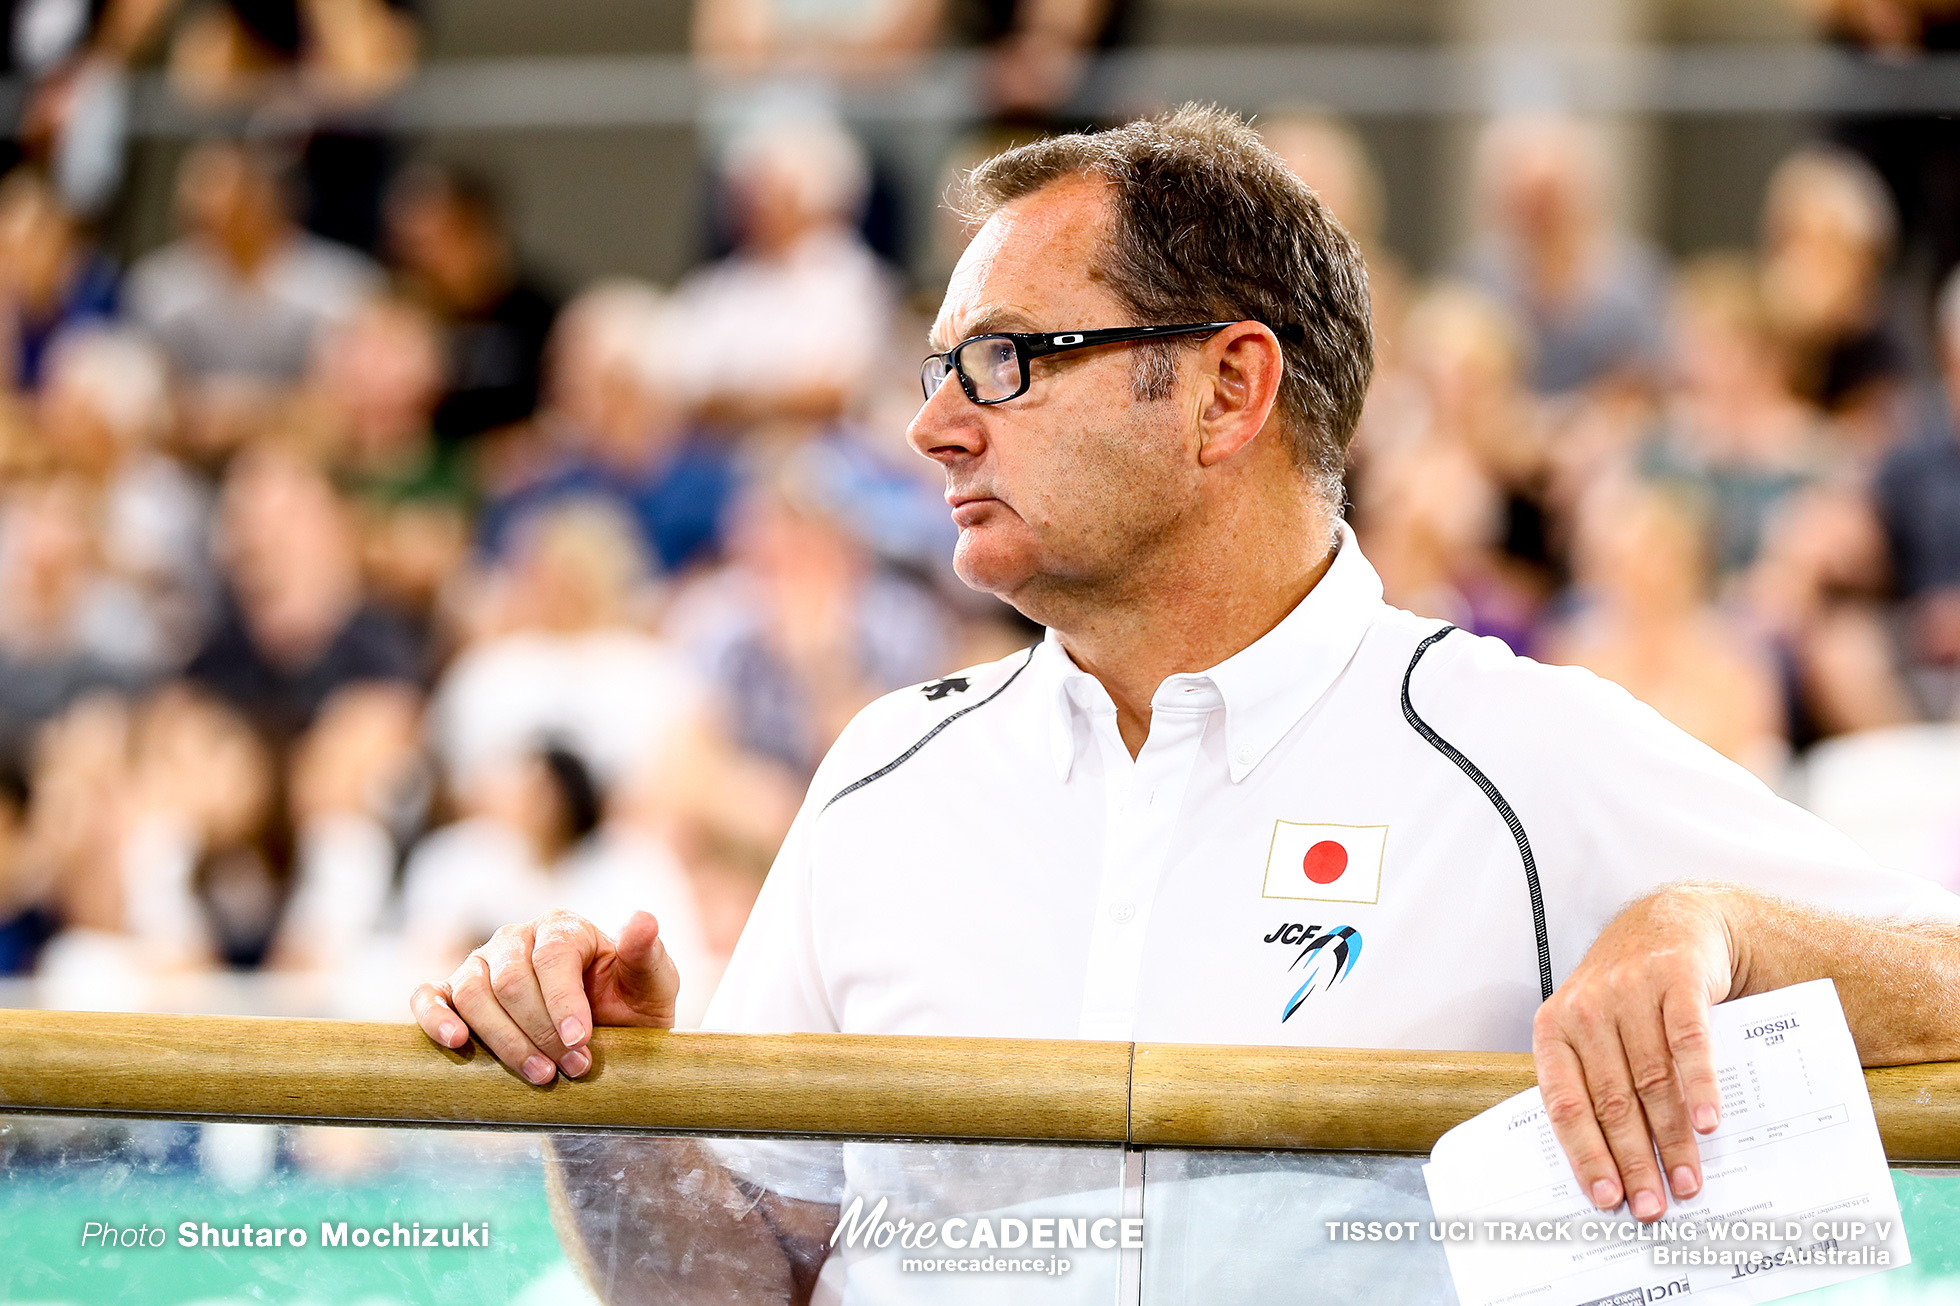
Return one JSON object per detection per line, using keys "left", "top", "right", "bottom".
{"left": 1717, "top": 885, "right": 1960, "bottom": 1064}
{"left": 544, "top": 1135, "right": 832, "bottom": 1305}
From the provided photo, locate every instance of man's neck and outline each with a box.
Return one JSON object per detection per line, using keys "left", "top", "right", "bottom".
{"left": 1050, "top": 516, "right": 1339, "bottom": 758}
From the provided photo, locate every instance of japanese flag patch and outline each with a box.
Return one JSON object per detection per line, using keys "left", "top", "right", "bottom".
{"left": 1261, "top": 822, "right": 1387, "bottom": 904}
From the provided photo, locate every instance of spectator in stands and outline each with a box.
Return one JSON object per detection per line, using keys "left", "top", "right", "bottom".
{"left": 1465, "top": 112, "right": 1668, "bottom": 395}
{"left": 693, "top": 0, "right": 938, "bottom": 76}
{"left": 187, "top": 443, "right": 422, "bottom": 742}
{"left": 37, "top": 328, "right": 212, "bottom": 658}
{"left": 1877, "top": 266, "right": 1960, "bottom": 714}
{"left": 399, "top": 738, "right": 718, "bottom": 1026}
{"left": 269, "top": 681, "right": 427, "bottom": 988}
{"left": 1744, "top": 480, "right": 1916, "bottom": 742}
{"left": 433, "top": 498, "right": 698, "bottom": 795}
{"left": 1351, "top": 283, "right": 1554, "bottom": 652}
{"left": 0, "top": 169, "right": 117, "bottom": 389}
{"left": 32, "top": 686, "right": 280, "bottom": 998}
{"left": 478, "top": 280, "right": 736, "bottom": 576}
{"left": 667, "top": 451, "right": 953, "bottom": 778}
{"left": 305, "top": 296, "right": 472, "bottom": 651}
{"left": 1759, "top": 145, "right": 1910, "bottom": 443}
{"left": 385, "top": 161, "right": 559, "bottom": 444}
{"left": 0, "top": 476, "right": 157, "bottom": 767}
{"left": 1545, "top": 479, "right": 1786, "bottom": 781}
{"left": 677, "top": 115, "right": 896, "bottom": 428}
{"left": 83, "top": 0, "right": 419, "bottom": 250}
{"left": 129, "top": 138, "right": 383, "bottom": 384}
{"left": 1642, "top": 255, "right": 1830, "bottom": 578}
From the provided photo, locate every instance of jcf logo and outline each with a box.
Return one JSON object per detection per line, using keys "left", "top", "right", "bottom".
{"left": 1262, "top": 923, "right": 1363, "bottom": 1021}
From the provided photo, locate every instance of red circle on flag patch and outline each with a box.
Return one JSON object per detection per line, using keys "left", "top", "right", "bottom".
{"left": 1302, "top": 840, "right": 1348, "bottom": 885}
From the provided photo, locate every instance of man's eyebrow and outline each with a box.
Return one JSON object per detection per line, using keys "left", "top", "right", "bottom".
{"left": 929, "top": 308, "right": 1037, "bottom": 352}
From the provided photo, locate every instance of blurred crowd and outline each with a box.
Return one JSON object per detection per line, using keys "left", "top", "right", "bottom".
{"left": 0, "top": 109, "right": 1035, "bottom": 1020}
{"left": 0, "top": 0, "right": 1958, "bottom": 1019}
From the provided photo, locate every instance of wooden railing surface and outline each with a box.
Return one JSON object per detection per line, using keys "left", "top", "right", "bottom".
{"left": 3, "top": 1010, "right": 1957, "bottom": 1160}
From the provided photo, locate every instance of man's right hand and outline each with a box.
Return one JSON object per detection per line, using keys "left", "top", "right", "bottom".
{"left": 410, "top": 908, "right": 680, "bottom": 1085}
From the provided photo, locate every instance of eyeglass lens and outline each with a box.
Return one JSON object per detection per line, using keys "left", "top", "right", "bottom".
{"left": 955, "top": 337, "right": 1022, "bottom": 402}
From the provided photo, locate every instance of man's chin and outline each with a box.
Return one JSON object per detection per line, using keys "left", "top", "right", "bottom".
{"left": 950, "top": 531, "right": 1037, "bottom": 598}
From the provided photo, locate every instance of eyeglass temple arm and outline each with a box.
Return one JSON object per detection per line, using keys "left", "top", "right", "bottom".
{"left": 1017, "top": 321, "right": 1302, "bottom": 359}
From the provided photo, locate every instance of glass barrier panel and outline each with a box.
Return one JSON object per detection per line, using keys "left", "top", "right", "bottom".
{"left": 1135, "top": 1152, "right": 1960, "bottom": 1306}
{"left": 0, "top": 1114, "right": 1133, "bottom": 1305}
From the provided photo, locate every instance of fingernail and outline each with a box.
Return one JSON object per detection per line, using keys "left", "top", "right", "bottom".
{"left": 1591, "top": 1179, "right": 1620, "bottom": 1209}
{"left": 560, "top": 1048, "right": 590, "bottom": 1077}
{"left": 439, "top": 1022, "right": 462, "bottom": 1047}
{"left": 522, "top": 1055, "right": 554, "bottom": 1085}
{"left": 559, "top": 1017, "right": 584, "bottom": 1046}
{"left": 1694, "top": 1106, "right": 1718, "bottom": 1132}
{"left": 1632, "top": 1190, "right": 1663, "bottom": 1221}
{"left": 1671, "top": 1166, "right": 1699, "bottom": 1199}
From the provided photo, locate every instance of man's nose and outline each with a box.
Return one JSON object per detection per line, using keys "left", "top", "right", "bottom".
{"left": 906, "top": 374, "right": 986, "bottom": 464}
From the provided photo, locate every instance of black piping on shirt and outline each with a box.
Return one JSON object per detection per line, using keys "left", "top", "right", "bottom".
{"left": 1401, "top": 625, "right": 1555, "bottom": 1002}
{"left": 822, "top": 643, "right": 1042, "bottom": 812}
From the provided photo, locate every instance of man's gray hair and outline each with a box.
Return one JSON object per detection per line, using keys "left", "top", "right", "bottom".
{"left": 959, "top": 104, "right": 1374, "bottom": 505}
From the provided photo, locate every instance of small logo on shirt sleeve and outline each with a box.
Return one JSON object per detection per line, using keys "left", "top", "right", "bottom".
{"left": 921, "top": 676, "right": 971, "bottom": 701}
{"left": 1261, "top": 822, "right": 1387, "bottom": 904}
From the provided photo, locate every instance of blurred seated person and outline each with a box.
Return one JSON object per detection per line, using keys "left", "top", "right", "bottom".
{"left": 266, "top": 681, "right": 428, "bottom": 1002}
{"left": 0, "top": 168, "right": 117, "bottom": 389}
{"left": 0, "top": 761, "right": 50, "bottom": 973}
{"left": 1877, "top": 265, "right": 1960, "bottom": 709}
{"left": 1759, "top": 145, "right": 1910, "bottom": 445}
{"left": 0, "top": 476, "right": 162, "bottom": 768}
{"left": 79, "top": 0, "right": 418, "bottom": 249}
{"left": 1463, "top": 112, "right": 1667, "bottom": 396}
{"left": 1350, "top": 284, "right": 1555, "bottom": 652}
{"left": 385, "top": 161, "right": 559, "bottom": 444}
{"left": 1744, "top": 480, "right": 1917, "bottom": 741}
{"left": 399, "top": 739, "right": 717, "bottom": 1026}
{"left": 126, "top": 139, "right": 383, "bottom": 459}
{"left": 1259, "top": 108, "right": 1410, "bottom": 348}
{"left": 1642, "top": 255, "right": 1830, "bottom": 578}
{"left": 435, "top": 498, "right": 701, "bottom": 794}
{"left": 304, "top": 295, "right": 471, "bottom": 647}
{"left": 666, "top": 453, "right": 954, "bottom": 780}
{"left": 693, "top": 0, "right": 939, "bottom": 76}
{"left": 33, "top": 686, "right": 284, "bottom": 1001}
{"left": 187, "top": 442, "right": 422, "bottom": 742}
{"left": 676, "top": 114, "right": 895, "bottom": 427}
{"left": 38, "top": 327, "right": 214, "bottom": 656}
{"left": 477, "top": 280, "right": 736, "bottom": 576}
{"left": 1544, "top": 480, "right": 1787, "bottom": 782}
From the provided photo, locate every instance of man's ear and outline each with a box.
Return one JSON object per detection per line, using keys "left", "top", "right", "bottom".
{"left": 1195, "top": 322, "right": 1286, "bottom": 468}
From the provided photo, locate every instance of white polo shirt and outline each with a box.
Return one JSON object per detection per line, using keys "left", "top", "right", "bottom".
{"left": 703, "top": 525, "right": 1960, "bottom": 1052}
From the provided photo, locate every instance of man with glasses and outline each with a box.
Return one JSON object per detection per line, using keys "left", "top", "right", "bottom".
{"left": 413, "top": 106, "right": 1960, "bottom": 1300}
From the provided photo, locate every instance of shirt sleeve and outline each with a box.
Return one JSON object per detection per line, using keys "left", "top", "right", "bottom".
{"left": 1421, "top": 632, "right": 1960, "bottom": 984}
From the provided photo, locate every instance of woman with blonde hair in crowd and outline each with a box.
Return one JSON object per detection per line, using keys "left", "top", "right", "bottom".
{"left": 1545, "top": 478, "right": 1787, "bottom": 782}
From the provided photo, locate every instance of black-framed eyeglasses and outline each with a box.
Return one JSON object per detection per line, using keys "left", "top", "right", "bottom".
{"left": 921, "top": 321, "right": 1269, "bottom": 406}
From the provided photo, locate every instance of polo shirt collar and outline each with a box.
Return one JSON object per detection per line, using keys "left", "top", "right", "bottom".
{"left": 1038, "top": 522, "right": 1386, "bottom": 783}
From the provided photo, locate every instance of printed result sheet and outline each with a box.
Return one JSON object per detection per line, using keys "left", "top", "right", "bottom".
{"left": 1422, "top": 980, "right": 1908, "bottom": 1306}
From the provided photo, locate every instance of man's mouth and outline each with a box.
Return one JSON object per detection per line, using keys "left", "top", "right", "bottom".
{"left": 947, "top": 492, "right": 1001, "bottom": 527}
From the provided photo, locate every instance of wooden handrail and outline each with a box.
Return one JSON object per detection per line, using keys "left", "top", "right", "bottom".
{"left": 3, "top": 1010, "right": 1958, "bottom": 1159}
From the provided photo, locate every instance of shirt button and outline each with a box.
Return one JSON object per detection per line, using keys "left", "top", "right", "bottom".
{"left": 1235, "top": 746, "right": 1252, "bottom": 765}
{"left": 1109, "top": 900, "right": 1137, "bottom": 925}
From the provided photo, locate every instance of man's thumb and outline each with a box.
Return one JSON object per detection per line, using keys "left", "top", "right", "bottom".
{"left": 614, "top": 909, "right": 679, "bottom": 1015}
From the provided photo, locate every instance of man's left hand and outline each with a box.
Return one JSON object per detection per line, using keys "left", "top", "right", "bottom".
{"left": 1533, "top": 885, "right": 1737, "bottom": 1222}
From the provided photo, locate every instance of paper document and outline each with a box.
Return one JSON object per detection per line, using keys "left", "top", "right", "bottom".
{"left": 1422, "top": 979, "right": 1907, "bottom": 1306}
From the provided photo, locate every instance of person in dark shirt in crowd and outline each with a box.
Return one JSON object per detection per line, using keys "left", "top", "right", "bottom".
{"left": 477, "top": 280, "right": 735, "bottom": 576}
{"left": 0, "top": 168, "right": 117, "bottom": 389}
{"left": 385, "top": 161, "right": 560, "bottom": 445}
{"left": 1876, "top": 266, "right": 1960, "bottom": 706}
{"left": 187, "top": 442, "right": 421, "bottom": 742}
